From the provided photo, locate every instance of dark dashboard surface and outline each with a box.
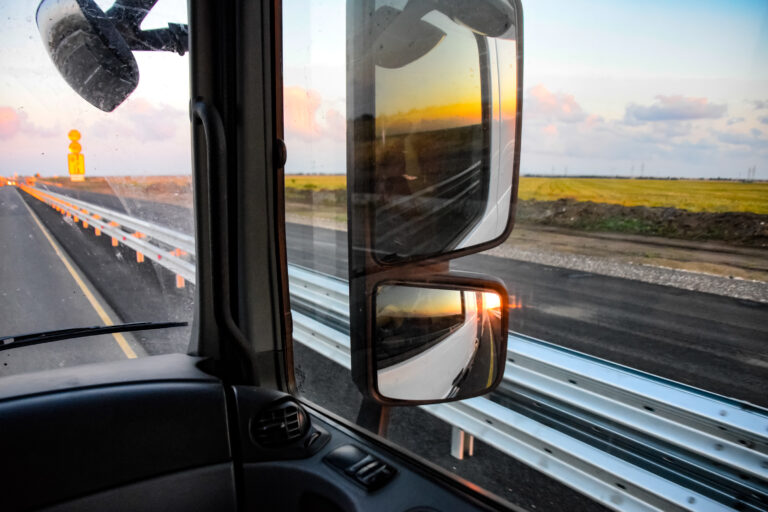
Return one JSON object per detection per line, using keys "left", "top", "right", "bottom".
{"left": 1, "top": 354, "right": 508, "bottom": 512}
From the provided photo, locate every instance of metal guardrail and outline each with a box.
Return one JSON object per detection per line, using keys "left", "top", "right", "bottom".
{"left": 292, "top": 271, "right": 768, "bottom": 512}
{"left": 19, "top": 185, "right": 768, "bottom": 512}
{"left": 21, "top": 185, "right": 196, "bottom": 284}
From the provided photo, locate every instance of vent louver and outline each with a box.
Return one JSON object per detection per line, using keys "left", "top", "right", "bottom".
{"left": 251, "top": 401, "right": 308, "bottom": 447}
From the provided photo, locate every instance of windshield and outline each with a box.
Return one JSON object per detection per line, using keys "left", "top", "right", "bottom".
{"left": 0, "top": 0, "right": 193, "bottom": 375}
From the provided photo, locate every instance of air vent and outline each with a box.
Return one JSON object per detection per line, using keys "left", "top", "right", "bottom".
{"left": 251, "top": 401, "right": 308, "bottom": 447}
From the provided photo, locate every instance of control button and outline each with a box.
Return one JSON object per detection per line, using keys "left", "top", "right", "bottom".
{"left": 324, "top": 444, "right": 367, "bottom": 472}
{"left": 359, "top": 464, "right": 397, "bottom": 491}
{"left": 345, "top": 455, "right": 375, "bottom": 476}
{"left": 355, "top": 460, "right": 382, "bottom": 478}
{"left": 323, "top": 445, "right": 397, "bottom": 491}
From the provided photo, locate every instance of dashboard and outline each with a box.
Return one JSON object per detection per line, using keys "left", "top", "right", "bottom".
{"left": 0, "top": 353, "right": 511, "bottom": 511}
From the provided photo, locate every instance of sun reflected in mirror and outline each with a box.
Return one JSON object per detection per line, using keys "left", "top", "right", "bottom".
{"left": 374, "top": 283, "right": 505, "bottom": 401}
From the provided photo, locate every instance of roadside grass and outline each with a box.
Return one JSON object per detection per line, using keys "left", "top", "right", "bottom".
{"left": 517, "top": 178, "right": 768, "bottom": 214}
{"left": 284, "top": 175, "right": 768, "bottom": 214}
{"left": 285, "top": 174, "right": 346, "bottom": 191}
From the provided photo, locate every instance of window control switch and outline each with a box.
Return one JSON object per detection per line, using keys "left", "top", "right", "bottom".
{"left": 324, "top": 445, "right": 397, "bottom": 491}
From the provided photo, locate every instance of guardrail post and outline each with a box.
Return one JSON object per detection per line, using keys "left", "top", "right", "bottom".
{"left": 451, "top": 427, "right": 474, "bottom": 460}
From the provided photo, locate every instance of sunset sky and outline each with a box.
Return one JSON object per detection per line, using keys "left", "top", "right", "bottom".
{"left": 1, "top": 0, "right": 766, "bottom": 179}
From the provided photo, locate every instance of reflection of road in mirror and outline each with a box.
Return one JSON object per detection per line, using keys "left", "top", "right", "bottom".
{"left": 375, "top": 286, "right": 502, "bottom": 401}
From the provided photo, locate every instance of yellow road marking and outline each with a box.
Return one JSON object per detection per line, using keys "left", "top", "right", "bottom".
{"left": 486, "top": 317, "right": 495, "bottom": 387}
{"left": 21, "top": 195, "right": 137, "bottom": 359}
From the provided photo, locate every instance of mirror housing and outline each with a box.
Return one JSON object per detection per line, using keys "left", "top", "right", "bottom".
{"left": 36, "top": 0, "right": 188, "bottom": 112}
{"left": 374, "top": 281, "right": 507, "bottom": 402}
{"left": 347, "top": 0, "right": 522, "bottom": 268}
{"left": 352, "top": 272, "right": 508, "bottom": 405}
{"left": 347, "top": 0, "right": 521, "bottom": 406}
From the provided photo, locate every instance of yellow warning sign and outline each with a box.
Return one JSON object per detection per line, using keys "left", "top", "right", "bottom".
{"left": 68, "top": 153, "right": 85, "bottom": 181}
{"left": 67, "top": 129, "right": 84, "bottom": 181}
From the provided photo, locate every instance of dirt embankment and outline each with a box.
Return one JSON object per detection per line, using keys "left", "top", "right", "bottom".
{"left": 517, "top": 199, "right": 768, "bottom": 248}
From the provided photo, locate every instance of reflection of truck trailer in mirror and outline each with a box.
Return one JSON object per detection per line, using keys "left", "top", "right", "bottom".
{"left": 378, "top": 291, "right": 481, "bottom": 400}
{"left": 459, "top": 34, "right": 519, "bottom": 249}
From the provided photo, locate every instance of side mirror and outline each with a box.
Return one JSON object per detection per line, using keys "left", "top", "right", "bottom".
{"left": 347, "top": 0, "right": 522, "bottom": 406}
{"left": 348, "top": 0, "right": 522, "bottom": 266}
{"left": 36, "top": 0, "right": 188, "bottom": 112}
{"left": 373, "top": 280, "right": 507, "bottom": 402}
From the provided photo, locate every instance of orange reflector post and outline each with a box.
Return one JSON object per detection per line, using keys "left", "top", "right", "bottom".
{"left": 83, "top": 221, "right": 88, "bottom": 229}
{"left": 111, "top": 237, "right": 118, "bottom": 247}
{"left": 176, "top": 275, "right": 185, "bottom": 288}
{"left": 73, "top": 216, "right": 79, "bottom": 223}
{"left": 137, "top": 252, "right": 144, "bottom": 263}
{"left": 95, "top": 228, "right": 101, "bottom": 236}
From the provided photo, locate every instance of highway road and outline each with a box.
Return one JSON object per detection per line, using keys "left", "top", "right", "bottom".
{"left": 28, "top": 184, "right": 768, "bottom": 407}
{"left": 0, "top": 187, "right": 144, "bottom": 376}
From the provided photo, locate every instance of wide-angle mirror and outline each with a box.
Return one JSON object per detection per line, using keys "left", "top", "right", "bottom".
{"left": 37, "top": 0, "right": 139, "bottom": 112}
{"left": 36, "top": 0, "right": 188, "bottom": 112}
{"left": 373, "top": 283, "right": 507, "bottom": 401}
{"left": 348, "top": 0, "right": 521, "bottom": 266}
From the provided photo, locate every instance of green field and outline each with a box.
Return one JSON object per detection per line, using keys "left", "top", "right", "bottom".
{"left": 286, "top": 175, "right": 768, "bottom": 214}
{"left": 518, "top": 178, "right": 768, "bottom": 214}
{"left": 285, "top": 174, "right": 346, "bottom": 190}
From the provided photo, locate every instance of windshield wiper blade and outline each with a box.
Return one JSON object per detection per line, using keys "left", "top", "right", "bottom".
{"left": 0, "top": 321, "right": 188, "bottom": 352}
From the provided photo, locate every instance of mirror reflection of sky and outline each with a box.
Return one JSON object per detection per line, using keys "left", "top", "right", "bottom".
{"left": 377, "top": 285, "right": 463, "bottom": 318}
{"left": 0, "top": 0, "right": 766, "bottom": 178}
{"left": 375, "top": 10, "right": 482, "bottom": 134}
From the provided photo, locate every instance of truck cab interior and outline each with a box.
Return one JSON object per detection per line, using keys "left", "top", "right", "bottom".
{"left": 2, "top": 1, "right": 523, "bottom": 511}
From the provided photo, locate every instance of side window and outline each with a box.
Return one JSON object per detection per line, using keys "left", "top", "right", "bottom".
{"left": 0, "top": 0, "right": 193, "bottom": 376}
{"left": 285, "top": 1, "right": 767, "bottom": 510}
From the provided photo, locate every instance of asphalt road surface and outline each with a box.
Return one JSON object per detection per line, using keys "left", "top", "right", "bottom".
{"left": 0, "top": 187, "right": 144, "bottom": 376}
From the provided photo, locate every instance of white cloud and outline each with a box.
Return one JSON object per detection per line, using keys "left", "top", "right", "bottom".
{"left": 624, "top": 95, "right": 726, "bottom": 125}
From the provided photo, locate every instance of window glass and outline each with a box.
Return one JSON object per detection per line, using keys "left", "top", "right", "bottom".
{"left": 0, "top": 0, "right": 193, "bottom": 376}
{"left": 287, "top": 1, "right": 766, "bottom": 510}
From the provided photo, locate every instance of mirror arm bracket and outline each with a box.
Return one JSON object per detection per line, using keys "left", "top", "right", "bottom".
{"left": 105, "top": 0, "right": 189, "bottom": 55}
{"left": 120, "top": 25, "right": 189, "bottom": 55}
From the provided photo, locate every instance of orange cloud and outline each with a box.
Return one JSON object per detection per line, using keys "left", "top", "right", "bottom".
{"left": 285, "top": 86, "right": 322, "bottom": 137}
{"left": 0, "top": 106, "right": 60, "bottom": 139}
{"left": 284, "top": 86, "right": 344, "bottom": 141}
{"left": 526, "top": 84, "right": 586, "bottom": 123}
{"left": 0, "top": 107, "right": 20, "bottom": 138}
{"left": 542, "top": 124, "right": 558, "bottom": 135}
